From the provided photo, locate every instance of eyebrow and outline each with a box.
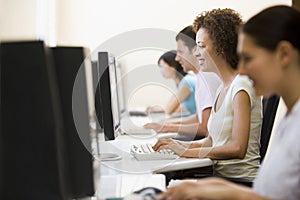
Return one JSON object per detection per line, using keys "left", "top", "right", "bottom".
{"left": 237, "top": 52, "right": 249, "bottom": 58}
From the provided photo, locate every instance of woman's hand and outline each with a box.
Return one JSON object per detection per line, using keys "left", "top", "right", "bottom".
{"left": 144, "top": 122, "right": 168, "bottom": 133}
{"left": 158, "top": 177, "right": 256, "bottom": 200}
{"left": 152, "top": 138, "right": 174, "bottom": 151}
{"left": 153, "top": 138, "right": 186, "bottom": 156}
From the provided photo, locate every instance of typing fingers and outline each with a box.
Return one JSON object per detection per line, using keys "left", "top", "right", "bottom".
{"left": 152, "top": 138, "right": 173, "bottom": 151}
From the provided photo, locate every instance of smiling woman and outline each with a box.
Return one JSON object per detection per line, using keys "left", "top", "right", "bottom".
{"left": 153, "top": 8, "right": 262, "bottom": 182}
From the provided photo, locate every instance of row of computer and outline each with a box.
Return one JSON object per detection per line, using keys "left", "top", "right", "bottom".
{"left": 0, "top": 41, "right": 100, "bottom": 199}
{"left": 0, "top": 40, "right": 161, "bottom": 199}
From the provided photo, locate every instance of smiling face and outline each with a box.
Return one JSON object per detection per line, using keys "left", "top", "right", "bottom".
{"left": 175, "top": 39, "right": 198, "bottom": 73}
{"left": 237, "top": 33, "right": 282, "bottom": 96}
{"left": 195, "top": 28, "right": 219, "bottom": 73}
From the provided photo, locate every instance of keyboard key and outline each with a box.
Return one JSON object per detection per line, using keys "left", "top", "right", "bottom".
{"left": 130, "top": 143, "right": 179, "bottom": 160}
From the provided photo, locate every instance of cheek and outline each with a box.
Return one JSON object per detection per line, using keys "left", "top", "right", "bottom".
{"left": 164, "top": 68, "right": 174, "bottom": 77}
{"left": 250, "top": 59, "right": 278, "bottom": 95}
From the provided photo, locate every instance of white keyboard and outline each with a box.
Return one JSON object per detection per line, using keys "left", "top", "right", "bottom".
{"left": 131, "top": 143, "right": 179, "bottom": 160}
{"left": 122, "top": 127, "right": 155, "bottom": 135}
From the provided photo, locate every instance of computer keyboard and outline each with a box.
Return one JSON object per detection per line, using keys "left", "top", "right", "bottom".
{"left": 130, "top": 143, "right": 179, "bottom": 160}
{"left": 122, "top": 127, "right": 155, "bottom": 135}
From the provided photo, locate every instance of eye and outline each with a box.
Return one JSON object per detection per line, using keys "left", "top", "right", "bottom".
{"left": 239, "top": 54, "right": 252, "bottom": 64}
{"left": 198, "top": 44, "right": 205, "bottom": 49}
{"left": 243, "top": 56, "right": 252, "bottom": 63}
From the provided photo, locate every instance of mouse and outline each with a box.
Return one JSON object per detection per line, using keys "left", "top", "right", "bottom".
{"left": 133, "top": 187, "right": 163, "bottom": 199}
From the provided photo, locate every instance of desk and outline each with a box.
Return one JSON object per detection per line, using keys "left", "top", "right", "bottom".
{"left": 95, "top": 173, "right": 165, "bottom": 199}
{"left": 99, "top": 134, "right": 213, "bottom": 174}
{"left": 95, "top": 128, "right": 213, "bottom": 199}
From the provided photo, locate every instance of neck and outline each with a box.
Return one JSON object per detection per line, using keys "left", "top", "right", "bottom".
{"left": 191, "top": 58, "right": 200, "bottom": 74}
{"left": 279, "top": 70, "right": 300, "bottom": 112}
{"left": 174, "top": 76, "right": 181, "bottom": 85}
{"left": 218, "top": 64, "right": 238, "bottom": 88}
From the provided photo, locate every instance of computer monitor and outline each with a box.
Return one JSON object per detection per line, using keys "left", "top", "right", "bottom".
{"left": 109, "top": 56, "right": 122, "bottom": 132}
{"left": 0, "top": 94, "right": 3, "bottom": 199}
{"left": 50, "top": 46, "right": 94, "bottom": 198}
{"left": 97, "top": 52, "right": 121, "bottom": 141}
{"left": 115, "top": 60, "right": 126, "bottom": 116}
{"left": 91, "top": 60, "right": 104, "bottom": 134}
{"left": 0, "top": 41, "right": 94, "bottom": 199}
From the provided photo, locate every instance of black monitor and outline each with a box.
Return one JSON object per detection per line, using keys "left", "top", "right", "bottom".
{"left": 0, "top": 41, "right": 94, "bottom": 199}
{"left": 50, "top": 46, "right": 94, "bottom": 198}
{"left": 97, "top": 52, "right": 120, "bottom": 141}
{"left": 91, "top": 60, "right": 103, "bottom": 134}
{"left": 0, "top": 65, "right": 3, "bottom": 198}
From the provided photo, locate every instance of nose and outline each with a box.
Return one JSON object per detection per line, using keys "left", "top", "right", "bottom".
{"left": 175, "top": 54, "right": 180, "bottom": 61}
{"left": 194, "top": 45, "right": 201, "bottom": 57}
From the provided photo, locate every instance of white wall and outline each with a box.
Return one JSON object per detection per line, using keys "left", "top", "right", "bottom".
{"left": 0, "top": 0, "right": 37, "bottom": 40}
{"left": 0, "top": 0, "right": 292, "bottom": 114}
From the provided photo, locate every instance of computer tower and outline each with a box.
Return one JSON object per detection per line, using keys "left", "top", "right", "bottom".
{"left": 0, "top": 41, "right": 69, "bottom": 199}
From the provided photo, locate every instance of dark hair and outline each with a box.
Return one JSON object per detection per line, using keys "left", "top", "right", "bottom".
{"left": 158, "top": 50, "right": 187, "bottom": 77}
{"left": 193, "top": 8, "right": 243, "bottom": 69}
{"left": 242, "top": 5, "right": 300, "bottom": 52}
{"left": 175, "top": 26, "right": 196, "bottom": 50}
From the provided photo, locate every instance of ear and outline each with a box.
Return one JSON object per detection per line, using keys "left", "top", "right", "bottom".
{"left": 191, "top": 45, "right": 197, "bottom": 54}
{"left": 275, "top": 41, "right": 294, "bottom": 69}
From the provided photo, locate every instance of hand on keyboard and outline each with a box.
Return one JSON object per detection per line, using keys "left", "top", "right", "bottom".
{"left": 130, "top": 143, "right": 179, "bottom": 160}
{"left": 153, "top": 138, "right": 187, "bottom": 157}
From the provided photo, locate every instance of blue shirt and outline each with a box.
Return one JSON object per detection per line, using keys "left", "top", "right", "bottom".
{"left": 179, "top": 74, "right": 196, "bottom": 114}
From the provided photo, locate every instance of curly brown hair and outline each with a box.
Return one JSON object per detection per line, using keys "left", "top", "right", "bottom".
{"left": 193, "top": 8, "right": 243, "bottom": 69}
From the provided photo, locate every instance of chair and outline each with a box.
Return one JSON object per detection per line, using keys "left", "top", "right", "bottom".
{"left": 260, "top": 95, "right": 280, "bottom": 162}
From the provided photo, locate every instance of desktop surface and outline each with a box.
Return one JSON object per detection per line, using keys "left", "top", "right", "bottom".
{"left": 96, "top": 174, "right": 165, "bottom": 199}
{"left": 97, "top": 134, "right": 213, "bottom": 174}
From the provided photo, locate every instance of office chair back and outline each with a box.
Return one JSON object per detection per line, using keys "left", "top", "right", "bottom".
{"left": 260, "top": 95, "right": 280, "bottom": 162}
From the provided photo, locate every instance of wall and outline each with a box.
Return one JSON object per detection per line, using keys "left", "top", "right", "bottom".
{"left": 0, "top": 0, "right": 292, "bottom": 113}
{"left": 0, "top": 0, "right": 37, "bottom": 40}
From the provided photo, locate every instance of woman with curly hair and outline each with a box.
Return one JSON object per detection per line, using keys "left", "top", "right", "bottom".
{"left": 153, "top": 8, "right": 262, "bottom": 182}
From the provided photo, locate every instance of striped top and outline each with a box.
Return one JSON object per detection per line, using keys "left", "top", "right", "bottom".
{"left": 207, "top": 75, "right": 262, "bottom": 180}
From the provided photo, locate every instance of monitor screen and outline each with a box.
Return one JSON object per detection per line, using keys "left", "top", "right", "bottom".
{"left": 115, "top": 61, "right": 126, "bottom": 115}
{"left": 108, "top": 56, "right": 121, "bottom": 133}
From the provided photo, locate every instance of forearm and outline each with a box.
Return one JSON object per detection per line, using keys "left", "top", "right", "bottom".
{"left": 179, "top": 140, "right": 245, "bottom": 159}
{"left": 237, "top": 187, "right": 271, "bottom": 200}
{"left": 201, "top": 142, "right": 247, "bottom": 160}
{"left": 179, "top": 137, "right": 212, "bottom": 157}
{"left": 180, "top": 114, "right": 198, "bottom": 124}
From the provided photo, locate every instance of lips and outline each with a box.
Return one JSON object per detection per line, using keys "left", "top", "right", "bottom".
{"left": 198, "top": 58, "right": 205, "bottom": 65}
